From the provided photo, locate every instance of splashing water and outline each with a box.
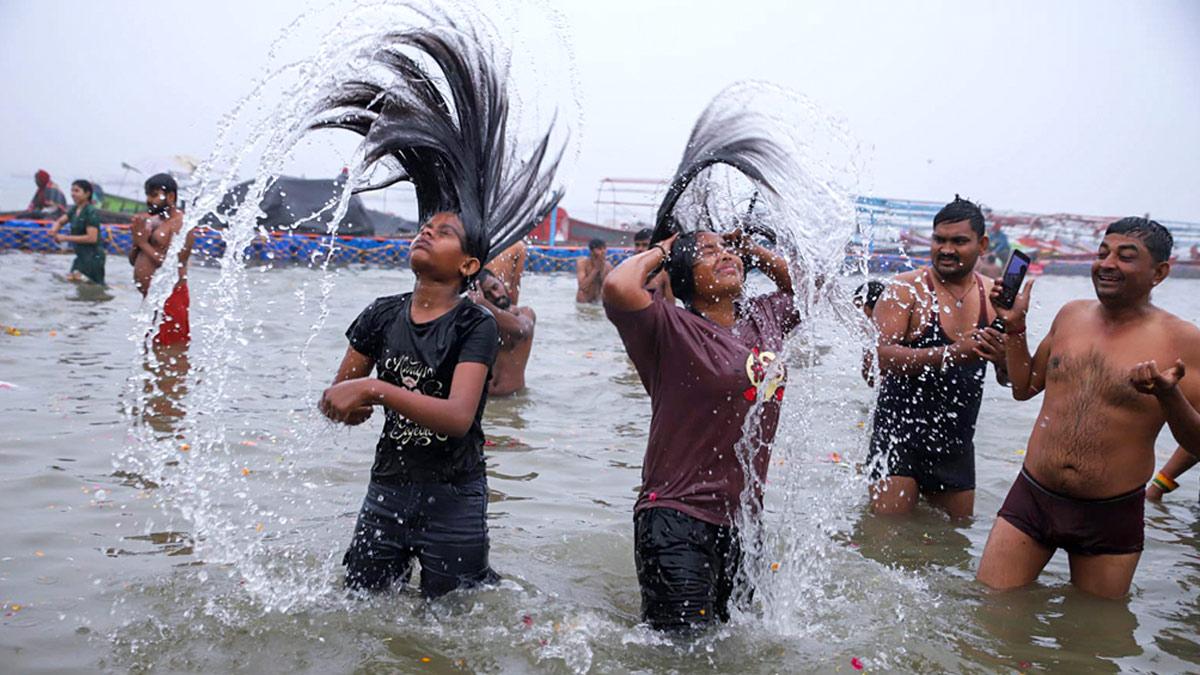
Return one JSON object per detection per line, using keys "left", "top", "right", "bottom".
{"left": 116, "top": 0, "right": 579, "bottom": 621}
{"left": 660, "top": 81, "right": 943, "bottom": 665}
{"left": 109, "top": 3, "right": 948, "bottom": 671}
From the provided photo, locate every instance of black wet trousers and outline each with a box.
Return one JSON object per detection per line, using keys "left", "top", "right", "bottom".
{"left": 343, "top": 478, "right": 498, "bottom": 598}
{"left": 634, "top": 507, "right": 747, "bottom": 631}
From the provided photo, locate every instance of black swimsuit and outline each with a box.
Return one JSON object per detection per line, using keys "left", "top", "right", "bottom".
{"left": 867, "top": 271, "right": 988, "bottom": 492}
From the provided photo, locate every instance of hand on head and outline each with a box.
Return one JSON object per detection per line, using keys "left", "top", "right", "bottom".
{"left": 721, "top": 228, "right": 750, "bottom": 255}
{"left": 658, "top": 233, "right": 679, "bottom": 256}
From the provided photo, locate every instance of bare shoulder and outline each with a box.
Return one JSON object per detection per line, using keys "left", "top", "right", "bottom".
{"left": 882, "top": 269, "right": 924, "bottom": 302}
{"left": 1037, "top": 299, "right": 1093, "bottom": 337}
{"left": 1160, "top": 308, "right": 1200, "bottom": 347}
{"left": 519, "top": 306, "right": 536, "bottom": 322}
{"left": 1055, "top": 299, "right": 1094, "bottom": 320}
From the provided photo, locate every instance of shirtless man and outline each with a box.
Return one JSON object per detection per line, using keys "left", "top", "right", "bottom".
{"left": 472, "top": 268, "right": 535, "bottom": 396}
{"left": 129, "top": 174, "right": 194, "bottom": 346}
{"left": 575, "top": 238, "right": 611, "bottom": 304}
{"left": 977, "top": 217, "right": 1200, "bottom": 598}
{"left": 867, "top": 197, "right": 1007, "bottom": 518}
{"left": 485, "top": 240, "right": 527, "bottom": 305}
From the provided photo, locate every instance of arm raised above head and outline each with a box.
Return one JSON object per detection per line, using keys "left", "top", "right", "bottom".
{"left": 602, "top": 236, "right": 674, "bottom": 312}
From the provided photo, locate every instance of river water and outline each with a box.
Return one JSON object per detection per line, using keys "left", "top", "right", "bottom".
{"left": 1, "top": 251, "right": 1198, "bottom": 673}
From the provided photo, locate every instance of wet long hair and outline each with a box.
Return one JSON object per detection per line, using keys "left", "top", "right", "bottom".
{"left": 650, "top": 96, "right": 789, "bottom": 246}
{"left": 652, "top": 89, "right": 792, "bottom": 306}
{"left": 309, "top": 18, "right": 566, "bottom": 264}
{"left": 664, "top": 231, "right": 701, "bottom": 308}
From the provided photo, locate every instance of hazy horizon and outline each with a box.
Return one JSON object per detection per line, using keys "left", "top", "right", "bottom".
{"left": 2, "top": 0, "right": 1197, "bottom": 224}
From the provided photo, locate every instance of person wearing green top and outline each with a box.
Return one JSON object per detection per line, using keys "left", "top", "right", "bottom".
{"left": 48, "top": 179, "right": 106, "bottom": 285}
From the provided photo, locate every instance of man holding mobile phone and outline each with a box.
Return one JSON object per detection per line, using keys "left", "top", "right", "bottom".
{"left": 867, "top": 196, "right": 1008, "bottom": 518}
{"left": 977, "top": 217, "right": 1200, "bottom": 598}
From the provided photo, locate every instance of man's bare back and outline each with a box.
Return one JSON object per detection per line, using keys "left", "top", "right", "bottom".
{"left": 1023, "top": 300, "right": 1200, "bottom": 498}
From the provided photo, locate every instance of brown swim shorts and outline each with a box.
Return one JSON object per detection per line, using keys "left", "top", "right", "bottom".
{"left": 997, "top": 467, "right": 1144, "bottom": 556}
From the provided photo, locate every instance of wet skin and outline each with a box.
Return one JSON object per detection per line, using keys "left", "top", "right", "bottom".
{"left": 977, "top": 232, "right": 1200, "bottom": 598}
{"left": 868, "top": 219, "right": 1000, "bottom": 518}
{"left": 129, "top": 188, "right": 193, "bottom": 297}
{"left": 473, "top": 273, "right": 535, "bottom": 397}
{"left": 576, "top": 246, "right": 612, "bottom": 303}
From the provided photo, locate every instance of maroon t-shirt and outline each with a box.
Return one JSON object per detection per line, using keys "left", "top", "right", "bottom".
{"left": 605, "top": 291, "right": 800, "bottom": 526}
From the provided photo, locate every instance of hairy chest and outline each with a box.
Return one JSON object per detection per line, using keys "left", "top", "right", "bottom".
{"left": 1045, "top": 337, "right": 1169, "bottom": 412}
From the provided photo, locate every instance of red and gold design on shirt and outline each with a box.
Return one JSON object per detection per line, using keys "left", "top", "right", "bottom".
{"left": 743, "top": 347, "right": 785, "bottom": 402}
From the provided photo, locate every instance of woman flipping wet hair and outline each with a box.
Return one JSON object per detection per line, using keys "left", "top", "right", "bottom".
{"left": 602, "top": 89, "right": 802, "bottom": 631}
{"left": 314, "top": 14, "right": 566, "bottom": 598}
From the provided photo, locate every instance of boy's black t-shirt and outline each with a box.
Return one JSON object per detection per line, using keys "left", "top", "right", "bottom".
{"left": 346, "top": 293, "right": 499, "bottom": 485}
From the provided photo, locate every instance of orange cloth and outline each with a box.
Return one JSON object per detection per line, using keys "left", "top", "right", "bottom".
{"left": 155, "top": 283, "right": 190, "bottom": 346}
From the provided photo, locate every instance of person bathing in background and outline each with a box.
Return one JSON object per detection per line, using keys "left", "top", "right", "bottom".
{"left": 472, "top": 267, "right": 536, "bottom": 397}
{"left": 575, "top": 238, "right": 611, "bottom": 303}
{"left": 854, "top": 280, "right": 885, "bottom": 386}
{"left": 48, "top": 179, "right": 105, "bottom": 285}
{"left": 310, "top": 15, "right": 568, "bottom": 598}
{"left": 634, "top": 227, "right": 673, "bottom": 299}
{"left": 853, "top": 280, "right": 885, "bottom": 320}
{"left": 866, "top": 196, "right": 1008, "bottom": 519}
{"left": 28, "top": 169, "right": 68, "bottom": 219}
{"left": 977, "top": 217, "right": 1200, "bottom": 598}
{"left": 485, "top": 240, "right": 527, "bottom": 305}
{"left": 129, "top": 174, "right": 194, "bottom": 346}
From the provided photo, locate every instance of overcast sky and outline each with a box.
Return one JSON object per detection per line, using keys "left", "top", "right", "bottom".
{"left": 2, "top": 0, "right": 1197, "bottom": 223}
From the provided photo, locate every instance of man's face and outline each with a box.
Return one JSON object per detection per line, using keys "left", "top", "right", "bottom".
{"left": 930, "top": 219, "right": 986, "bottom": 280}
{"left": 633, "top": 238, "right": 650, "bottom": 253}
{"left": 591, "top": 244, "right": 607, "bottom": 259}
{"left": 146, "top": 188, "right": 173, "bottom": 216}
{"left": 480, "top": 274, "right": 511, "bottom": 309}
{"left": 1091, "top": 233, "right": 1165, "bottom": 304}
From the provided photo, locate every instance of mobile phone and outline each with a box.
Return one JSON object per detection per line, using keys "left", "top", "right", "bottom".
{"left": 990, "top": 249, "right": 1031, "bottom": 331}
